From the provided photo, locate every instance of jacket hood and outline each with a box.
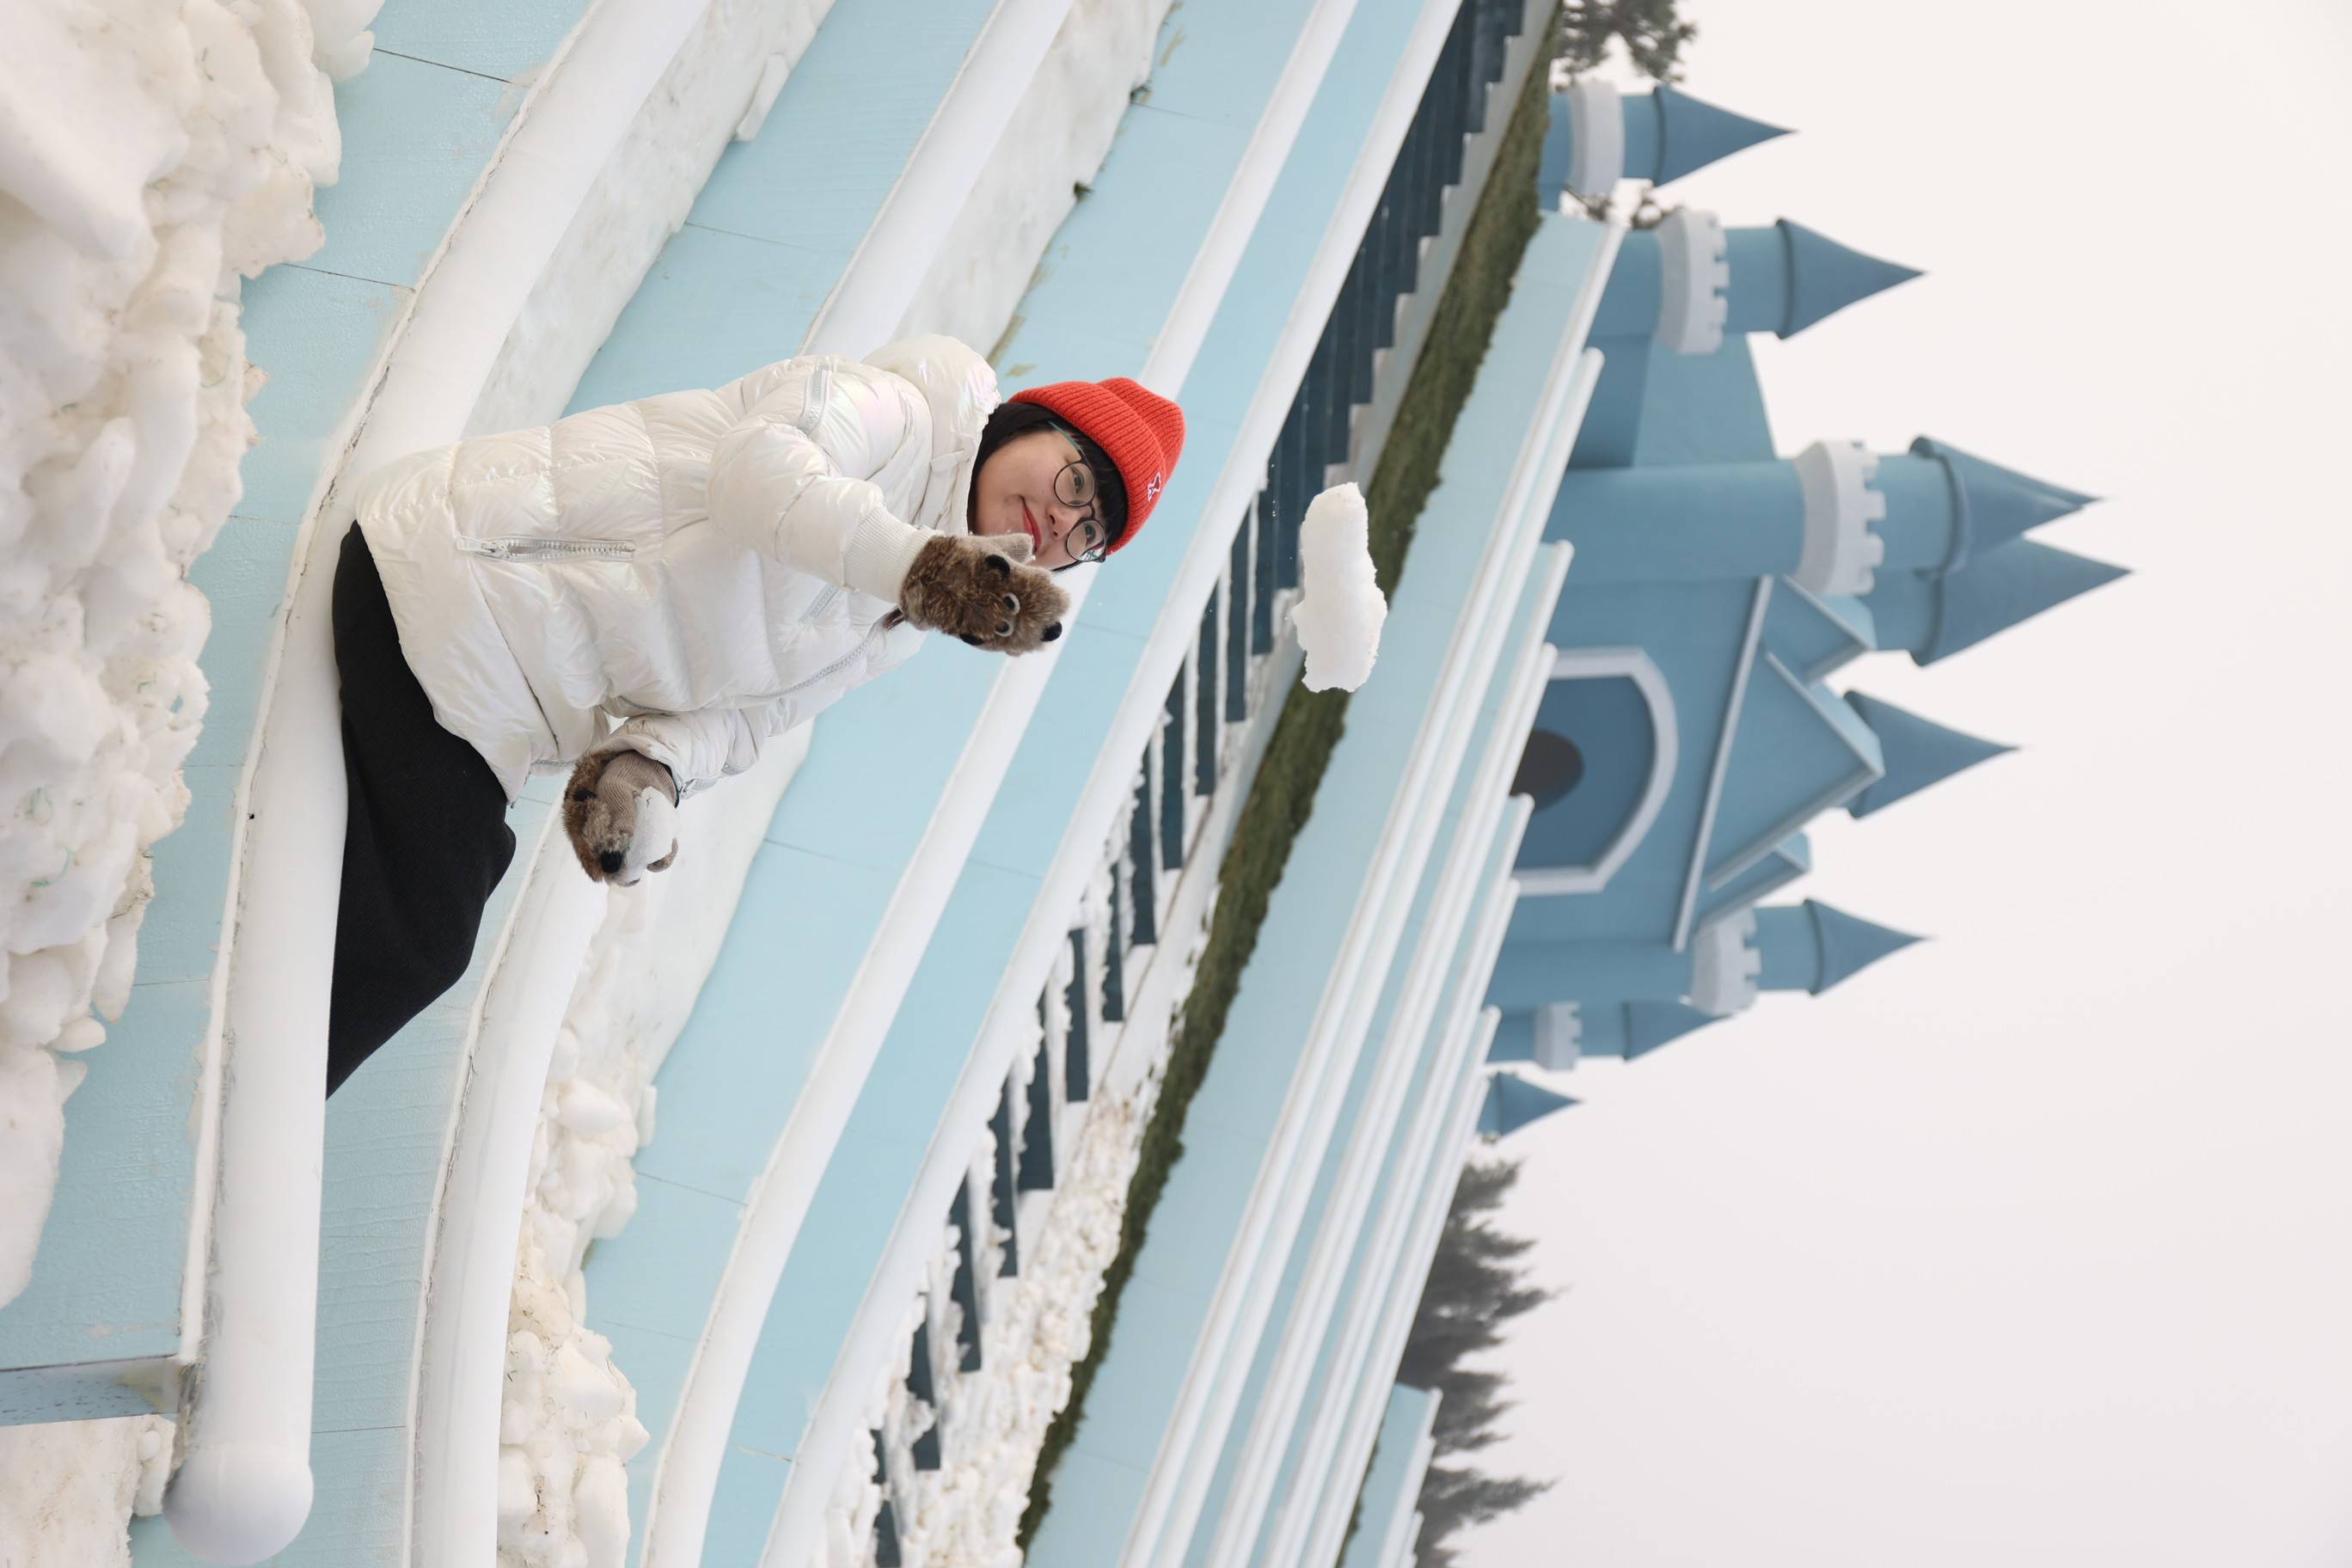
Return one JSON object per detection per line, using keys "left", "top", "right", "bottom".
{"left": 861, "top": 334, "right": 1000, "bottom": 535}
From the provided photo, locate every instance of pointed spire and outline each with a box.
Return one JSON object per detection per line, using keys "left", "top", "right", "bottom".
{"left": 1649, "top": 84, "right": 1792, "bottom": 184}
{"left": 1804, "top": 899, "right": 1923, "bottom": 993}
{"left": 1842, "top": 692, "right": 2014, "bottom": 817}
{"left": 1910, "top": 437, "right": 2097, "bottom": 564}
{"left": 1926, "top": 539, "right": 2129, "bottom": 662}
{"left": 1479, "top": 1073, "right": 1578, "bottom": 1137}
{"left": 1621, "top": 1001, "right": 1722, "bottom": 1059}
{"left": 1778, "top": 220, "right": 1923, "bottom": 336}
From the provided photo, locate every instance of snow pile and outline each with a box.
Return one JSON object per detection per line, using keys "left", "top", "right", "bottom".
{"left": 861, "top": 866, "right": 1210, "bottom": 1567}
{"left": 498, "top": 892, "right": 664, "bottom": 1568}
{"left": 0, "top": 0, "right": 354, "bottom": 1314}
{"left": 1289, "top": 483, "right": 1387, "bottom": 693}
{"left": 893, "top": 1090, "right": 1142, "bottom": 1567}
{"left": 0, "top": 1414, "right": 172, "bottom": 1567}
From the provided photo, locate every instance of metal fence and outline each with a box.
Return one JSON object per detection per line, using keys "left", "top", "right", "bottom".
{"left": 865, "top": 2, "right": 1528, "bottom": 1558}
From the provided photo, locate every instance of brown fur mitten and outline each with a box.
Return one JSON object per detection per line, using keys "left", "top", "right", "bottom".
{"left": 563, "top": 748, "right": 681, "bottom": 885}
{"left": 896, "top": 533, "right": 1069, "bottom": 654}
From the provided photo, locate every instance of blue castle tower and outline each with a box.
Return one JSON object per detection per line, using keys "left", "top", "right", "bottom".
{"left": 1484, "top": 83, "right": 2123, "bottom": 1135}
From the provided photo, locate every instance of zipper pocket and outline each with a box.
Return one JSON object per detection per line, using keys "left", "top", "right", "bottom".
{"left": 459, "top": 536, "right": 638, "bottom": 562}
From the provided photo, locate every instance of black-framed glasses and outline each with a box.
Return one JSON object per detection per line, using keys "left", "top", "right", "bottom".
{"left": 1047, "top": 423, "right": 1110, "bottom": 565}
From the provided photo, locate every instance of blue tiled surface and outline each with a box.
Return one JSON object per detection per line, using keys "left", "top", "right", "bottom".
{"left": 1025, "top": 215, "right": 1608, "bottom": 1565}
{"left": 1179, "top": 556, "right": 1564, "bottom": 1565}
{"left": 304, "top": 53, "right": 514, "bottom": 286}
{"left": 626, "top": 844, "right": 897, "bottom": 1199}
{"left": 370, "top": 0, "right": 584, "bottom": 82}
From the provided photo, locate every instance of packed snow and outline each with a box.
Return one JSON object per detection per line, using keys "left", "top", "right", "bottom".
{"left": 0, "top": 1, "right": 367, "bottom": 1554}
{"left": 1290, "top": 483, "right": 1388, "bottom": 692}
{"left": 0, "top": 1414, "right": 172, "bottom": 1568}
{"left": 852, "top": 862, "right": 1211, "bottom": 1568}
{"left": 0, "top": 0, "right": 357, "bottom": 1311}
{"left": 495, "top": 726, "right": 811, "bottom": 1568}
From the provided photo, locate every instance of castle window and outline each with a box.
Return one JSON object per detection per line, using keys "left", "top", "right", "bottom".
{"left": 1512, "top": 729, "right": 1587, "bottom": 809}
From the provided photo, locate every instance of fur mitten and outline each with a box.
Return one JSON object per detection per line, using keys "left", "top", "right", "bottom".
{"left": 564, "top": 748, "right": 680, "bottom": 885}
{"left": 896, "top": 532, "right": 1069, "bottom": 654}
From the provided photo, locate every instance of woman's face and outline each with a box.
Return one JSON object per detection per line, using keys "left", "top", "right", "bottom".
{"left": 971, "top": 427, "right": 1105, "bottom": 571}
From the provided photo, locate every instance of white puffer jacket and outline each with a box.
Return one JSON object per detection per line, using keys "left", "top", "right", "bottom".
{"left": 352, "top": 334, "right": 998, "bottom": 804}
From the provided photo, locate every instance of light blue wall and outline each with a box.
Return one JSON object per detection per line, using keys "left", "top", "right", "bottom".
{"left": 1181, "top": 547, "right": 1565, "bottom": 1568}
{"left": 1026, "top": 211, "right": 1609, "bottom": 1567}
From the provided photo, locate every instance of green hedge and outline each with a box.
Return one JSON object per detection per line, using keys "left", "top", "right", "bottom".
{"left": 1018, "top": 18, "right": 1558, "bottom": 1547}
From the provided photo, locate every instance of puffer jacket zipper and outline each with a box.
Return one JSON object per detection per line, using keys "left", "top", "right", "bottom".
{"left": 763, "top": 618, "right": 888, "bottom": 701}
{"left": 459, "top": 536, "right": 638, "bottom": 561}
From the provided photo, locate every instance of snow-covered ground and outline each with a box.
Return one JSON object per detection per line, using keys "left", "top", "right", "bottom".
{"left": 1, "top": 0, "right": 376, "bottom": 1554}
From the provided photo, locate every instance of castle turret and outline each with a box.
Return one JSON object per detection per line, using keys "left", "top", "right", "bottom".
{"left": 1594, "top": 217, "right": 1921, "bottom": 351}
{"left": 1753, "top": 900, "right": 1923, "bottom": 995}
{"left": 1551, "top": 439, "right": 1883, "bottom": 595}
{"left": 1542, "top": 80, "right": 1789, "bottom": 205}
{"left": 1872, "top": 438, "right": 2097, "bottom": 573}
{"left": 1479, "top": 1073, "right": 1577, "bottom": 1137}
{"left": 1556, "top": 437, "right": 2093, "bottom": 599}
{"left": 1843, "top": 693, "right": 2012, "bottom": 817}
{"left": 1864, "top": 539, "right": 2129, "bottom": 665}
{"left": 1727, "top": 220, "right": 1921, "bottom": 338}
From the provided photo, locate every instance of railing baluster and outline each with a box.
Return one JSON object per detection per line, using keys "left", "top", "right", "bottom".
{"left": 1160, "top": 671, "right": 1187, "bottom": 873}
{"left": 1128, "top": 756, "right": 1159, "bottom": 946}
{"left": 1229, "top": 511, "right": 1257, "bottom": 712}
{"left": 873, "top": 1429, "right": 903, "bottom": 1567}
{"left": 949, "top": 1183, "right": 983, "bottom": 1372}
{"left": 1065, "top": 928, "right": 1093, "bottom": 1098}
{"left": 1104, "top": 850, "right": 1129, "bottom": 1023}
{"left": 1197, "top": 578, "right": 1223, "bottom": 794}
{"left": 991, "top": 1077, "right": 1020, "bottom": 1277}
{"left": 1019, "top": 1023, "right": 1056, "bottom": 1192}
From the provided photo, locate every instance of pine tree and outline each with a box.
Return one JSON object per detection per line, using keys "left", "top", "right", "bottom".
{"left": 1397, "top": 1154, "right": 1557, "bottom": 1567}
{"left": 1557, "top": 0, "right": 1698, "bottom": 82}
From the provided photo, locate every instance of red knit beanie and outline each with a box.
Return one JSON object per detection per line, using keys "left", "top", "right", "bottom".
{"left": 1008, "top": 377, "right": 1186, "bottom": 554}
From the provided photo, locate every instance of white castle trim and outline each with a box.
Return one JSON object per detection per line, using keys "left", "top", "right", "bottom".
{"left": 1792, "top": 438, "right": 1889, "bottom": 597}
{"left": 1565, "top": 77, "right": 1625, "bottom": 197}
{"left": 1654, "top": 207, "right": 1730, "bottom": 355}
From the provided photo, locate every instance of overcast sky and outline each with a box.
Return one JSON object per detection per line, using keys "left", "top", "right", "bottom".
{"left": 1463, "top": 2, "right": 2352, "bottom": 1564}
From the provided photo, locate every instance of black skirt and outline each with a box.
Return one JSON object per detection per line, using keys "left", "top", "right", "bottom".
{"left": 327, "top": 522, "right": 518, "bottom": 1095}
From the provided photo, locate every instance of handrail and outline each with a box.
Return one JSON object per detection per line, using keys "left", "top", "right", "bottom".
{"left": 162, "top": 0, "right": 729, "bottom": 1557}
{"left": 749, "top": 0, "right": 1377, "bottom": 1555}
{"left": 363, "top": 3, "right": 719, "bottom": 1559}
{"left": 1200, "top": 546, "right": 1567, "bottom": 1568}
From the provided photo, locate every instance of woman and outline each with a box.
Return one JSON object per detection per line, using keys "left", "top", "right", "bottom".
{"left": 328, "top": 333, "right": 1185, "bottom": 1093}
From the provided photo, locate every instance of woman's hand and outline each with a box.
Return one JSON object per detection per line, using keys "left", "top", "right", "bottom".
{"left": 896, "top": 533, "right": 1069, "bottom": 654}
{"left": 564, "top": 749, "right": 680, "bottom": 885}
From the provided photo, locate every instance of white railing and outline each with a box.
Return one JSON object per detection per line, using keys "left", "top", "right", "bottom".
{"left": 162, "top": 0, "right": 797, "bottom": 1559}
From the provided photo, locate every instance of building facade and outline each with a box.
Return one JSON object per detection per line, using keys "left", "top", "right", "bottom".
{"left": 0, "top": 3, "right": 2116, "bottom": 1566}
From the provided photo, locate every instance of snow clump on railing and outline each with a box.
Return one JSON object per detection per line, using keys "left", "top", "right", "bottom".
{"left": 1289, "top": 482, "right": 1387, "bottom": 694}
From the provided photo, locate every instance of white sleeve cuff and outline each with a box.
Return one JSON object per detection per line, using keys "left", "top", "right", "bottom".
{"left": 842, "top": 505, "right": 931, "bottom": 602}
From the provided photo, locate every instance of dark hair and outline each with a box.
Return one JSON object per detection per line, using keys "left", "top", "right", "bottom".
{"left": 971, "top": 401, "right": 1130, "bottom": 552}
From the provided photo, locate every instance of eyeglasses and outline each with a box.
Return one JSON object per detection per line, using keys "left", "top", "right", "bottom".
{"left": 1047, "top": 424, "right": 1111, "bottom": 566}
